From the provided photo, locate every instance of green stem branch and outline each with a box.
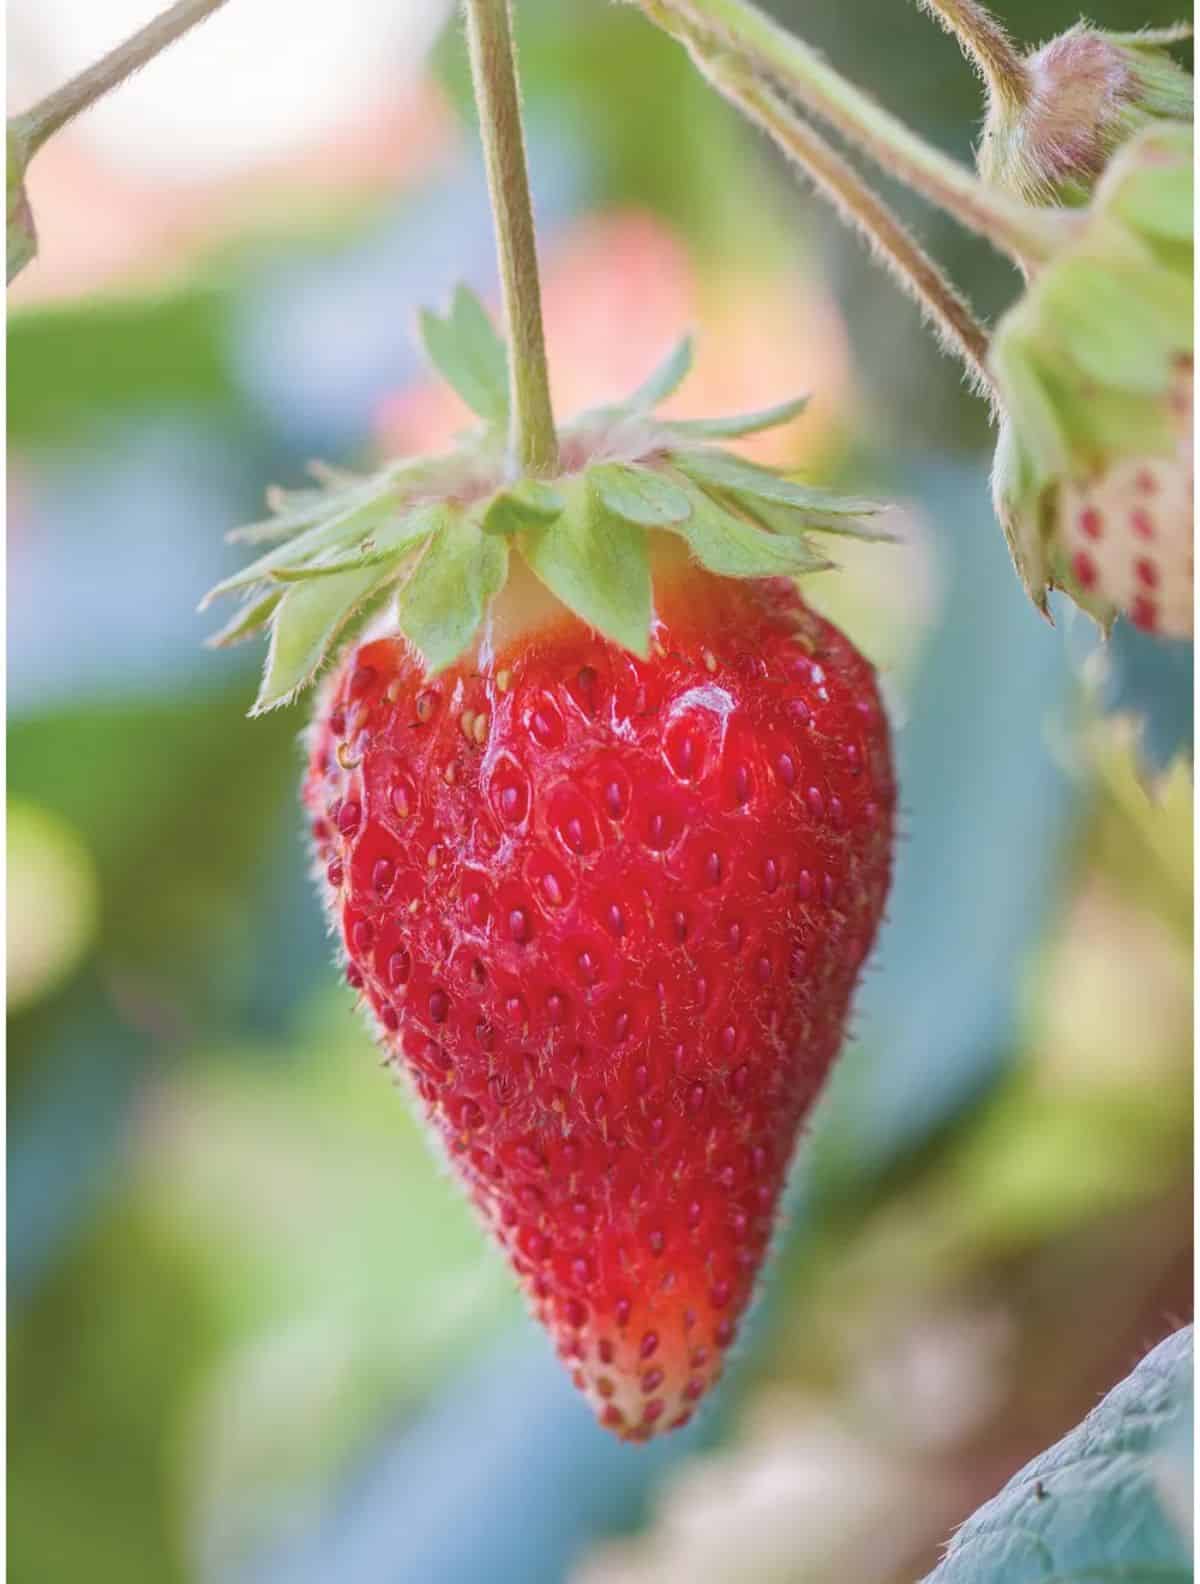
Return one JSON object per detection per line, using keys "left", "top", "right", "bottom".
{"left": 913, "top": 0, "right": 1029, "bottom": 109}
{"left": 464, "top": 0, "right": 558, "bottom": 476}
{"left": 635, "top": 0, "right": 1072, "bottom": 270}
{"left": 14, "top": 0, "right": 231, "bottom": 155}
{"left": 679, "top": 33, "right": 994, "bottom": 394}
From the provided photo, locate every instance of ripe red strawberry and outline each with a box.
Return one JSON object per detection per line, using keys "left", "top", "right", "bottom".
{"left": 205, "top": 295, "right": 896, "bottom": 1438}
{"left": 304, "top": 551, "right": 894, "bottom": 1438}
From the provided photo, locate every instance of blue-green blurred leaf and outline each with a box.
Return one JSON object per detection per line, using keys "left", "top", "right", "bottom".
{"left": 1100, "top": 621, "right": 1193, "bottom": 774}
{"left": 251, "top": 1335, "right": 722, "bottom": 1584}
{"left": 1154, "top": 1358, "right": 1194, "bottom": 1548}
{"left": 924, "top": 1327, "right": 1193, "bottom": 1584}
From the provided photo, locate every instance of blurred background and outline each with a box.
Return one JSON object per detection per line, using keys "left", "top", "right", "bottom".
{"left": 7, "top": 1, "right": 1193, "bottom": 1580}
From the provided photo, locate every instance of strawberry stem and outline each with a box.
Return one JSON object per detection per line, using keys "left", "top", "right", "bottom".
{"left": 464, "top": 0, "right": 559, "bottom": 477}
{"left": 633, "top": 0, "right": 1073, "bottom": 271}
{"left": 12, "top": 0, "right": 230, "bottom": 156}
{"left": 912, "top": 0, "right": 1030, "bottom": 111}
{"left": 659, "top": 14, "right": 995, "bottom": 396}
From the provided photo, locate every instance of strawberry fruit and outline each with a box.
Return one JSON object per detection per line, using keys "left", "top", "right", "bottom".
{"left": 305, "top": 555, "right": 893, "bottom": 1436}
{"left": 206, "top": 293, "right": 895, "bottom": 1438}
{"left": 990, "top": 122, "right": 1194, "bottom": 636}
{"left": 1059, "top": 357, "right": 1193, "bottom": 638}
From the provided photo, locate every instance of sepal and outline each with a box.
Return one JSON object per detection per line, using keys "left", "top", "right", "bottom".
{"left": 589, "top": 462, "right": 692, "bottom": 526}
{"left": 987, "top": 123, "right": 1194, "bottom": 627}
{"left": 624, "top": 335, "right": 694, "bottom": 410}
{"left": 252, "top": 562, "right": 397, "bottom": 715}
{"left": 206, "top": 295, "right": 887, "bottom": 707}
{"left": 396, "top": 508, "right": 509, "bottom": 672}
{"left": 417, "top": 285, "right": 510, "bottom": 427}
{"left": 523, "top": 476, "right": 652, "bottom": 658}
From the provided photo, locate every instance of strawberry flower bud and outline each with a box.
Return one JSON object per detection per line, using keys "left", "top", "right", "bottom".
{"left": 979, "top": 23, "right": 1193, "bottom": 206}
{"left": 989, "top": 122, "right": 1193, "bottom": 637}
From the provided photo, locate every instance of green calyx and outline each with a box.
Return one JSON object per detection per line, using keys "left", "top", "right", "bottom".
{"left": 988, "top": 121, "right": 1194, "bottom": 615}
{"left": 203, "top": 285, "right": 885, "bottom": 714}
{"left": 979, "top": 24, "right": 1193, "bottom": 208}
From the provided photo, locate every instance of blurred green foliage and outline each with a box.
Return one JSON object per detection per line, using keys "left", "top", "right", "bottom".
{"left": 9, "top": 690, "right": 301, "bottom": 1035}
{"left": 10, "top": 1199, "right": 221, "bottom": 1584}
{"left": 8, "top": 287, "right": 245, "bottom": 449}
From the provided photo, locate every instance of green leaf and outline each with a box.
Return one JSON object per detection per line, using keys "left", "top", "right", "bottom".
{"left": 7, "top": 121, "right": 36, "bottom": 285}
{"left": 668, "top": 481, "right": 831, "bottom": 577}
{"left": 204, "top": 589, "right": 282, "bottom": 648}
{"left": 589, "top": 461, "right": 692, "bottom": 525}
{"left": 1153, "top": 1361, "right": 1193, "bottom": 1544}
{"left": 395, "top": 507, "right": 508, "bottom": 673}
{"left": 481, "top": 477, "right": 565, "bottom": 536}
{"left": 655, "top": 393, "right": 809, "bottom": 440}
{"left": 521, "top": 478, "right": 651, "bottom": 656}
{"left": 417, "top": 285, "right": 510, "bottom": 426}
{"left": 923, "top": 1327, "right": 1193, "bottom": 1584}
{"left": 252, "top": 562, "right": 393, "bottom": 714}
{"left": 624, "top": 335, "right": 694, "bottom": 410}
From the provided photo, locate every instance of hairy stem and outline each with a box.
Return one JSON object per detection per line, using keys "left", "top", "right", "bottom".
{"left": 464, "top": 0, "right": 558, "bottom": 476}
{"left": 686, "top": 38, "right": 995, "bottom": 394}
{"left": 913, "top": 0, "right": 1029, "bottom": 109}
{"left": 635, "top": 0, "right": 1072, "bottom": 269}
{"left": 14, "top": 0, "right": 230, "bottom": 154}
